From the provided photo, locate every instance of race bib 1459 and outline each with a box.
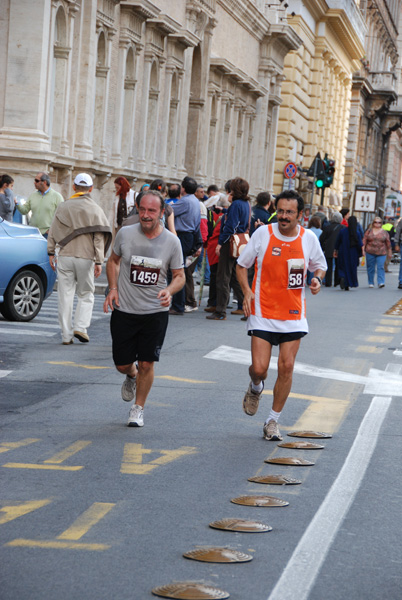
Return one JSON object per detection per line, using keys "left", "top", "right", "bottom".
{"left": 130, "top": 256, "right": 162, "bottom": 286}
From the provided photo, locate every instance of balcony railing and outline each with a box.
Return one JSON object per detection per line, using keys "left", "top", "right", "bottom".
{"left": 326, "top": 0, "right": 366, "bottom": 47}
{"left": 368, "top": 71, "right": 398, "bottom": 94}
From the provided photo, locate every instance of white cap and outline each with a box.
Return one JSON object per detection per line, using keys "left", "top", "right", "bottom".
{"left": 74, "top": 173, "right": 93, "bottom": 187}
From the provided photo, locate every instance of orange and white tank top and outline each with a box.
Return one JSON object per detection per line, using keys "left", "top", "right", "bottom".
{"left": 251, "top": 224, "right": 306, "bottom": 321}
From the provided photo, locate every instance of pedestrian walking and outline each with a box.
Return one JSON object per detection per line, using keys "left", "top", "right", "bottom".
{"left": 236, "top": 190, "right": 326, "bottom": 441}
{"left": 103, "top": 190, "right": 185, "bottom": 427}
{"left": 319, "top": 211, "right": 343, "bottom": 287}
{"left": 15, "top": 172, "right": 63, "bottom": 237}
{"left": 362, "top": 217, "right": 392, "bottom": 288}
{"left": 47, "top": 173, "right": 112, "bottom": 344}
{"left": 333, "top": 215, "right": 363, "bottom": 290}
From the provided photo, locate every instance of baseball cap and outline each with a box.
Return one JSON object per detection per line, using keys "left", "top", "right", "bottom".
{"left": 74, "top": 173, "right": 93, "bottom": 186}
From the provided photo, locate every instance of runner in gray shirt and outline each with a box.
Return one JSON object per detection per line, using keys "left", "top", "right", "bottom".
{"left": 104, "top": 190, "right": 185, "bottom": 427}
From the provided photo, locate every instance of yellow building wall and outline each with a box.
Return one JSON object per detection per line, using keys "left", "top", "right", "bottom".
{"left": 274, "top": 12, "right": 362, "bottom": 208}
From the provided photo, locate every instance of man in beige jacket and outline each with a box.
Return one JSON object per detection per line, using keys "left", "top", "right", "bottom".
{"left": 47, "top": 173, "right": 112, "bottom": 344}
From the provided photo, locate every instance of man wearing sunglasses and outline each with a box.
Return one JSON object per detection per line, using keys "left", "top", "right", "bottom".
{"left": 236, "top": 190, "right": 326, "bottom": 442}
{"left": 15, "top": 172, "right": 64, "bottom": 238}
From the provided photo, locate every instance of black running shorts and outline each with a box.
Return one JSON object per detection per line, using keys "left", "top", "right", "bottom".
{"left": 248, "top": 330, "right": 307, "bottom": 346}
{"left": 110, "top": 309, "right": 169, "bottom": 365}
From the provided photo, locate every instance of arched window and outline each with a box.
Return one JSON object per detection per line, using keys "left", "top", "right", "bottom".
{"left": 93, "top": 31, "right": 108, "bottom": 158}
{"left": 50, "top": 6, "right": 68, "bottom": 153}
{"left": 146, "top": 61, "right": 159, "bottom": 164}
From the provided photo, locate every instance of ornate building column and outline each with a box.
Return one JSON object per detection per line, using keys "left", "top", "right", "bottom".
{"left": 111, "top": 40, "right": 130, "bottom": 165}
{"left": 158, "top": 63, "right": 175, "bottom": 175}
{"left": 136, "top": 54, "right": 153, "bottom": 173}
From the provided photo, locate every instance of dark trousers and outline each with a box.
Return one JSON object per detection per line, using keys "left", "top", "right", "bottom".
{"left": 325, "top": 256, "right": 339, "bottom": 287}
{"left": 215, "top": 241, "right": 244, "bottom": 316}
{"left": 171, "top": 231, "right": 197, "bottom": 313}
{"left": 207, "top": 263, "right": 218, "bottom": 307}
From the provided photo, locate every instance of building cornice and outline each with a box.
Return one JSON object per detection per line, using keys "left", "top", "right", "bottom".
{"left": 210, "top": 57, "right": 267, "bottom": 97}
{"left": 217, "top": 0, "right": 269, "bottom": 41}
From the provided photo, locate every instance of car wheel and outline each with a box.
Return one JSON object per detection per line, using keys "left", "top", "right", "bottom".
{"left": 1, "top": 270, "right": 44, "bottom": 321}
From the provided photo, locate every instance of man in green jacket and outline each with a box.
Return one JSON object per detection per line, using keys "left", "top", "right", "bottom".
{"left": 15, "top": 172, "right": 63, "bottom": 237}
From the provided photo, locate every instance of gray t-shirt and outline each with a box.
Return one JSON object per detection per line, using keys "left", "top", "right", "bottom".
{"left": 114, "top": 223, "right": 184, "bottom": 314}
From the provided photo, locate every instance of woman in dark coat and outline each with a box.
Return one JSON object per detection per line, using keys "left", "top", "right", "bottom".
{"left": 334, "top": 215, "right": 363, "bottom": 290}
{"left": 319, "top": 211, "right": 343, "bottom": 287}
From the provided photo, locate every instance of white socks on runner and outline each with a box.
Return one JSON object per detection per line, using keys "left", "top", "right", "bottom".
{"left": 251, "top": 381, "right": 264, "bottom": 394}
{"left": 265, "top": 409, "right": 281, "bottom": 424}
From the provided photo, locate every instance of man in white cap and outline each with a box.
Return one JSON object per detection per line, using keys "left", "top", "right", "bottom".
{"left": 47, "top": 173, "right": 112, "bottom": 344}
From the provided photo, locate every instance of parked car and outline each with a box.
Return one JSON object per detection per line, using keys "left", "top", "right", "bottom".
{"left": 0, "top": 218, "right": 56, "bottom": 321}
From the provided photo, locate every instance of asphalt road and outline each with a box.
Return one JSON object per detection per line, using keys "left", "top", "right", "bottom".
{"left": 1, "top": 264, "right": 402, "bottom": 600}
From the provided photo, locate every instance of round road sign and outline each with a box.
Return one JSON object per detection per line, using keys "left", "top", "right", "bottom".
{"left": 284, "top": 162, "right": 297, "bottom": 179}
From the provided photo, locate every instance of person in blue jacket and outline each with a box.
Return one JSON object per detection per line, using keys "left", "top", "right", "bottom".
{"left": 206, "top": 177, "right": 250, "bottom": 320}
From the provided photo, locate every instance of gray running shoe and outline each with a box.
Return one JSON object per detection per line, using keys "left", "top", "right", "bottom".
{"left": 121, "top": 375, "right": 136, "bottom": 402}
{"left": 263, "top": 419, "right": 282, "bottom": 441}
{"left": 242, "top": 381, "right": 264, "bottom": 416}
{"left": 128, "top": 404, "right": 144, "bottom": 427}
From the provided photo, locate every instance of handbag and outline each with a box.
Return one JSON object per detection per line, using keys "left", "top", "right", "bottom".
{"left": 229, "top": 232, "right": 250, "bottom": 258}
{"left": 229, "top": 202, "right": 251, "bottom": 258}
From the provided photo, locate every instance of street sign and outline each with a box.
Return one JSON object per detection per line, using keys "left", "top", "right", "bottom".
{"left": 284, "top": 162, "right": 297, "bottom": 179}
{"left": 354, "top": 186, "right": 377, "bottom": 212}
{"left": 282, "top": 178, "right": 295, "bottom": 191}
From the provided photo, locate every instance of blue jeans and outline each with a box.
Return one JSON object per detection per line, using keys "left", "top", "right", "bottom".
{"left": 366, "top": 253, "right": 386, "bottom": 286}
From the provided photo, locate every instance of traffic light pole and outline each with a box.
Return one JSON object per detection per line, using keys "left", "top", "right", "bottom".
{"left": 308, "top": 158, "right": 318, "bottom": 213}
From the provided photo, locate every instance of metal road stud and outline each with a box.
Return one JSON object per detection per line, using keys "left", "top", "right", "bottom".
{"left": 278, "top": 441, "right": 325, "bottom": 450}
{"left": 265, "top": 457, "right": 315, "bottom": 466}
{"left": 288, "top": 431, "right": 332, "bottom": 439}
{"left": 152, "top": 581, "right": 230, "bottom": 599}
{"left": 248, "top": 475, "right": 301, "bottom": 485}
{"left": 209, "top": 518, "right": 272, "bottom": 533}
{"left": 230, "top": 495, "right": 289, "bottom": 507}
{"left": 183, "top": 547, "right": 253, "bottom": 563}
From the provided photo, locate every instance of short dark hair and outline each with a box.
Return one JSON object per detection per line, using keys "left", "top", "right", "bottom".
{"left": 1, "top": 174, "right": 14, "bottom": 187}
{"left": 207, "top": 184, "right": 219, "bottom": 195}
{"left": 39, "top": 173, "right": 50, "bottom": 186}
{"left": 224, "top": 179, "right": 232, "bottom": 194}
{"left": 340, "top": 207, "right": 350, "bottom": 218}
{"left": 275, "top": 190, "right": 304, "bottom": 213}
{"left": 256, "top": 191, "right": 271, "bottom": 207}
{"left": 181, "top": 176, "right": 197, "bottom": 195}
{"left": 230, "top": 177, "right": 249, "bottom": 201}
{"left": 74, "top": 185, "right": 91, "bottom": 192}
{"left": 139, "top": 190, "right": 165, "bottom": 211}
{"left": 168, "top": 183, "right": 181, "bottom": 199}
{"left": 150, "top": 178, "right": 167, "bottom": 195}
{"left": 308, "top": 216, "right": 322, "bottom": 229}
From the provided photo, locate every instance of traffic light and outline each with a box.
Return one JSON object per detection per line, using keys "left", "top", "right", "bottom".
{"left": 326, "top": 159, "right": 335, "bottom": 186}
{"left": 315, "top": 171, "right": 325, "bottom": 188}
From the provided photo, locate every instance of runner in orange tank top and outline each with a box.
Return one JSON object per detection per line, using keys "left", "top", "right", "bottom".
{"left": 236, "top": 190, "right": 327, "bottom": 441}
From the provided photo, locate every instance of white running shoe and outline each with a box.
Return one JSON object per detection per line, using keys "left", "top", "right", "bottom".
{"left": 184, "top": 305, "right": 198, "bottom": 312}
{"left": 128, "top": 404, "right": 144, "bottom": 427}
{"left": 121, "top": 375, "right": 136, "bottom": 402}
{"left": 263, "top": 419, "right": 282, "bottom": 441}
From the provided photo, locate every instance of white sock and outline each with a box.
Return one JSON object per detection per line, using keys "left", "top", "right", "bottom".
{"left": 251, "top": 381, "right": 263, "bottom": 393}
{"left": 265, "top": 409, "right": 281, "bottom": 424}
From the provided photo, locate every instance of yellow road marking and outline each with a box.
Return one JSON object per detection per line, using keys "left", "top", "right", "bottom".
{"left": 264, "top": 391, "right": 350, "bottom": 434}
{"left": 0, "top": 438, "right": 40, "bottom": 454}
{"left": 365, "top": 336, "right": 392, "bottom": 343}
{"left": 0, "top": 499, "right": 52, "bottom": 525}
{"left": 356, "top": 346, "right": 383, "bottom": 354}
{"left": 156, "top": 375, "right": 215, "bottom": 383}
{"left": 2, "top": 463, "right": 83, "bottom": 471}
{"left": 375, "top": 326, "right": 400, "bottom": 333}
{"left": 43, "top": 441, "right": 91, "bottom": 464}
{"left": 57, "top": 503, "right": 115, "bottom": 541}
{"left": 5, "top": 539, "right": 110, "bottom": 551}
{"left": 47, "top": 361, "right": 110, "bottom": 370}
{"left": 121, "top": 443, "right": 197, "bottom": 474}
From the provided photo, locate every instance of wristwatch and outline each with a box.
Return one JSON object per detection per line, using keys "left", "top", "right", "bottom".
{"left": 313, "top": 276, "right": 322, "bottom": 285}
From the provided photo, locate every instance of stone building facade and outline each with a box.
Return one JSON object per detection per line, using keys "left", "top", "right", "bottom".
{"left": 273, "top": 0, "right": 367, "bottom": 207}
{"left": 0, "top": 0, "right": 301, "bottom": 218}
{"left": 344, "top": 0, "right": 402, "bottom": 216}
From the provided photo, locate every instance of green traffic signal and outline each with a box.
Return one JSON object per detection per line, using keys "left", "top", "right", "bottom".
{"left": 316, "top": 178, "right": 324, "bottom": 188}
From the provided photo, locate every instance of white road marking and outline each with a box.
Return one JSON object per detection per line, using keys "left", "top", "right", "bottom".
{"left": 266, "top": 396, "right": 392, "bottom": 600}
{"left": 204, "top": 345, "right": 402, "bottom": 397}
{"left": 0, "top": 328, "right": 55, "bottom": 337}
{"left": 0, "top": 322, "right": 60, "bottom": 329}
{"left": 0, "top": 370, "right": 12, "bottom": 378}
